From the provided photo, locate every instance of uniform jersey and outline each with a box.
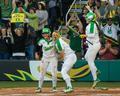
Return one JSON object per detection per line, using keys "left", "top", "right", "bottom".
{"left": 85, "top": 21, "right": 100, "bottom": 46}
{"left": 55, "top": 38, "right": 74, "bottom": 58}
{"left": 37, "top": 38, "right": 57, "bottom": 58}
{"left": 102, "top": 24, "right": 119, "bottom": 40}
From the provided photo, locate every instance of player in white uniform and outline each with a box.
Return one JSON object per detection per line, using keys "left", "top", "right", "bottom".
{"left": 35, "top": 28, "right": 58, "bottom": 93}
{"left": 52, "top": 32, "right": 77, "bottom": 93}
{"left": 84, "top": 11, "right": 101, "bottom": 88}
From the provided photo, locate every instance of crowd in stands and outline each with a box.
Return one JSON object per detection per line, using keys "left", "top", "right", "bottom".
{"left": 0, "top": 0, "right": 120, "bottom": 60}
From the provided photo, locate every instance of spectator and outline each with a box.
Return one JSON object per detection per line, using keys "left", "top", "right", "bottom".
{"left": 115, "top": 0, "right": 120, "bottom": 6}
{"left": 0, "top": 0, "right": 13, "bottom": 17}
{"left": 11, "top": 0, "right": 29, "bottom": 28}
{"left": 103, "top": 0, "right": 118, "bottom": 18}
{"left": 97, "top": 0, "right": 107, "bottom": 19}
{"left": 61, "top": 0, "right": 73, "bottom": 21}
{"left": 99, "top": 39, "right": 119, "bottom": 60}
{"left": 0, "top": 27, "right": 12, "bottom": 59}
{"left": 11, "top": 23, "right": 27, "bottom": 59}
{"left": 66, "top": 14, "right": 83, "bottom": 59}
{"left": 101, "top": 18, "right": 120, "bottom": 41}
{"left": 25, "top": 26, "right": 36, "bottom": 60}
{"left": 22, "top": 7, "right": 39, "bottom": 32}
{"left": 0, "top": 6, "right": 1, "bottom": 19}
{"left": 0, "top": 0, "right": 13, "bottom": 27}
{"left": 27, "top": 0, "right": 38, "bottom": 11}
{"left": 58, "top": 26, "right": 71, "bottom": 45}
{"left": 22, "top": 6, "right": 39, "bottom": 60}
{"left": 12, "top": 0, "right": 28, "bottom": 13}
{"left": 67, "top": 25, "right": 82, "bottom": 59}
{"left": 108, "top": 0, "right": 115, "bottom": 6}
{"left": 78, "top": 6, "right": 89, "bottom": 57}
{"left": 78, "top": 5, "right": 88, "bottom": 31}
{"left": 36, "top": 1, "right": 48, "bottom": 40}
{"left": 46, "top": 0, "right": 58, "bottom": 31}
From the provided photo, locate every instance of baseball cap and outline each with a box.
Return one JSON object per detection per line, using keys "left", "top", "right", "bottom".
{"left": 42, "top": 28, "right": 51, "bottom": 34}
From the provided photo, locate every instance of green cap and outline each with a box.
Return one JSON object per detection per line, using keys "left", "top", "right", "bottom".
{"left": 42, "top": 28, "right": 51, "bottom": 34}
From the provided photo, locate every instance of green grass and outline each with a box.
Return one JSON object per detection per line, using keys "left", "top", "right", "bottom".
{"left": 0, "top": 81, "right": 120, "bottom": 88}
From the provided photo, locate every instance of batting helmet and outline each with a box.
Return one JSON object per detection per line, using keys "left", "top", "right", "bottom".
{"left": 85, "top": 12, "right": 96, "bottom": 21}
{"left": 42, "top": 28, "right": 51, "bottom": 34}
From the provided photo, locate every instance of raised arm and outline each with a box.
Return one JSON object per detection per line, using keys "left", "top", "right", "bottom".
{"left": 99, "top": 47, "right": 107, "bottom": 55}
{"left": 23, "top": 23, "right": 28, "bottom": 39}
{"left": 109, "top": 47, "right": 119, "bottom": 55}
{"left": 12, "top": 0, "right": 16, "bottom": 9}
{"left": 24, "top": 0, "right": 29, "bottom": 7}
{"left": 22, "top": 8, "right": 38, "bottom": 19}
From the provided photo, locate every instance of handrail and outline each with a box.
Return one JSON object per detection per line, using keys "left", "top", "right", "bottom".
{"left": 65, "top": 0, "right": 77, "bottom": 24}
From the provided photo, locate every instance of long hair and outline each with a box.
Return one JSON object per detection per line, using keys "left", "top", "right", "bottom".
{"left": 52, "top": 32, "right": 61, "bottom": 40}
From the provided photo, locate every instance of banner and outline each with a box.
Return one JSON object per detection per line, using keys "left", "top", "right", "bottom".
{"left": 11, "top": 13, "right": 25, "bottom": 23}
{"left": 0, "top": 60, "right": 120, "bottom": 81}
{"left": 0, "top": 60, "right": 30, "bottom": 81}
{"left": 29, "top": 61, "right": 54, "bottom": 81}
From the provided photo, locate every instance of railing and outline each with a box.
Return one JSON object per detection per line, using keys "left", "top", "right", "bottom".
{"left": 65, "top": 0, "right": 79, "bottom": 24}
{"left": 65, "top": 0, "right": 88, "bottom": 24}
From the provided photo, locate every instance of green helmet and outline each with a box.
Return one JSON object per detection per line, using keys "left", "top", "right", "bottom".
{"left": 42, "top": 28, "right": 51, "bottom": 34}
{"left": 85, "top": 12, "right": 96, "bottom": 21}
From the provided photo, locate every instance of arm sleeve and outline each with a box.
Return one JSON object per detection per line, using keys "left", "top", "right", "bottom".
{"left": 23, "top": 9, "right": 37, "bottom": 19}
{"left": 55, "top": 39, "right": 64, "bottom": 53}
{"left": 37, "top": 39, "right": 44, "bottom": 46}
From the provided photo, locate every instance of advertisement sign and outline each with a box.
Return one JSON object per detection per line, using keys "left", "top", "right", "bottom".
{"left": 0, "top": 60, "right": 120, "bottom": 81}
{"left": 29, "top": 61, "right": 53, "bottom": 81}
{"left": 0, "top": 60, "right": 30, "bottom": 81}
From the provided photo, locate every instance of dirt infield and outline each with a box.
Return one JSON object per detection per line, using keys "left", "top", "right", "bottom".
{"left": 0, "top": 87, "right": 120, "bottom": 96}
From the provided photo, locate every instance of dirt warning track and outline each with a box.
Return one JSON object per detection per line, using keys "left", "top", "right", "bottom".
{"left": 0, "top": 87, "right": 120, "bottom": 96}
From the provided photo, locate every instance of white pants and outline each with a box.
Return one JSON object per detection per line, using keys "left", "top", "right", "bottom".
{"left": 85, "top": 42, "right": 101, "bottom": 81}
{"left": 61, "top": 53, "right": 77, "bottom": 80}
{"left": 39, "top": 57, "right": 58, "bottom": 87}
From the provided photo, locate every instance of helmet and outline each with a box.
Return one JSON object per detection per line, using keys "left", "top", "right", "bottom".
{"left": 42, "top": 28, "right": 51, "bottom": 34}
{"left": 86, "top": 12, "right": 96, "bottom": 21}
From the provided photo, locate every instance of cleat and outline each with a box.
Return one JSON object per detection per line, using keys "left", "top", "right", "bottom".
{"left": 92, "top": 78, "right": 100, "bottom": 89}
{"left": 64, "top": 87, "right": 73, "bottom": 93}
{"left": 35, "top": 87, "right": 42, "bottom": 93}
{"left": 52, "top": 86, "right": 57, "bottom": 92}
{"left": 97, "top": 70, "right": 101, "bottom": 76}
{"left": 94, "top": 87, "right": 108, "bottom": 90}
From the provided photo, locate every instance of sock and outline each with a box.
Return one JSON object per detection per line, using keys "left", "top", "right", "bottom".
{"left": 52, "top": 78, "right": 57, "bottom": 88}
{"left": 65, "top": 78, "right": 72, "bottom": 88}
{"left": 38, "top": 73, "right": 44, "bottom": 88}
{"left": 88, "top": 62, "right": 97, "bottom": 81}
{"left": 92, "top": 70, "right": 97, "bottom": 81}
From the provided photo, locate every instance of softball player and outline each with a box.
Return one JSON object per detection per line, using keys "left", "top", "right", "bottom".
{"left": 52, "top": 32, "right": 77, "bottom": 93}
{"left": 85, "top": 11, "right": 101, "bottom": 88}
{"left": 35, "top": 28, "right": 58, "bottom": 93}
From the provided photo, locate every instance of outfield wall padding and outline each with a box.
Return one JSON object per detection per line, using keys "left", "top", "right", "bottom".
{"left": 0, "top": 60, "right": 120, "bottom": 81}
